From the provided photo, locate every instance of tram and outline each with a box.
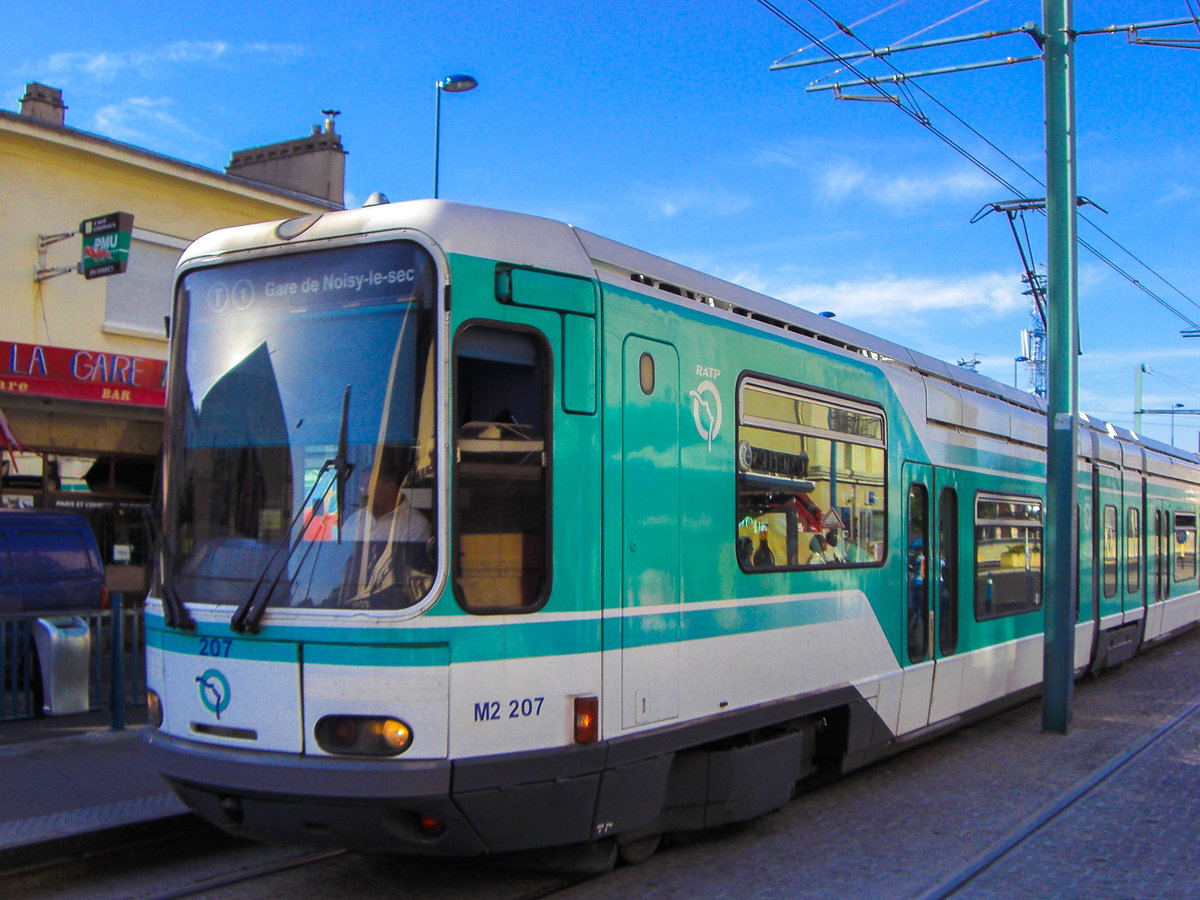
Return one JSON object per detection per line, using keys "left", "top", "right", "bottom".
{"left": 142, "top": 199, "right": 1200, "bottom": 861}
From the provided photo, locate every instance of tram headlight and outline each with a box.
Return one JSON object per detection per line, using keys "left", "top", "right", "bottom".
{"left": 315, "top": 715, "right": 413, "bottom": 756}
{"left": 379, "top": 718, "right": 412, "bottom": 752}
{"left": 147, "top": 690, "right": 163, "bottom": 729}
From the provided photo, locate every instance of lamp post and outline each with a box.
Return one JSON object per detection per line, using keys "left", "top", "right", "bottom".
{"left": 1171, "top": 402, "right": 1184, "bottom": 446}
{"left": 1014, "top": 355, "right": 1030, "bottom": 390}
{"left": 433, "top": 74, "right": 478, "bottom": 199}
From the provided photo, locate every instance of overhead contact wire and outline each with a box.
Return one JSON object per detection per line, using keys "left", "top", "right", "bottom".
{"left": 762, "top": 0, "right": 1200, "bottom": 333}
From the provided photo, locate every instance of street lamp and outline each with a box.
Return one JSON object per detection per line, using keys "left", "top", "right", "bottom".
{"left": 1171, "top": 402, "right": 1184, "bottom": 446}
{"left": 433, "top": 74, "right": 478, "bottom": 199}
{"left": 1013, "top": 355, "right": 1029, "bottom": 390}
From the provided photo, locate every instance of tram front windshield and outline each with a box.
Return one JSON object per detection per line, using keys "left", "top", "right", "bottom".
{"left": 165, "top": 241, "right": 439, "bottom": 611}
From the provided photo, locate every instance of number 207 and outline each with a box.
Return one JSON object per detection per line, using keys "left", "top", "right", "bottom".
{"left": 199, "top": 637, "right": 232, "bottom": 658}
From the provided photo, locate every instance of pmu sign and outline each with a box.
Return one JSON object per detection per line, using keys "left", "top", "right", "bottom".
{"left": 80, "top": 211, "right": 134, "bottom": 279}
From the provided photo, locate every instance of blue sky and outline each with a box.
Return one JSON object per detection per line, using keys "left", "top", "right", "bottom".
{"left": 7, "top": 0, "right": 1200, "bottom": 449}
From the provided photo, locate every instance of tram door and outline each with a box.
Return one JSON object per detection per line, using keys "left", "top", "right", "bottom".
{"left": 620, "top": 336, "right": 681, "bottom": 728}
{"left": 899, "top": 464, "right": 961, "bottom": 731}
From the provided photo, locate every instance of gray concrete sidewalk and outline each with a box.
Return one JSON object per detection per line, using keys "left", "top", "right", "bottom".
{"left": 0, "top": 708, "right": 188, "bottom": 866}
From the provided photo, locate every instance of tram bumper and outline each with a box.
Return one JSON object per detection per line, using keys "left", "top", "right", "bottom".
{"left": 142, "top": 729, "right": 615, "bottom": 856}
{"left": 142, "top": 729, "right": 484, "bottom": 855}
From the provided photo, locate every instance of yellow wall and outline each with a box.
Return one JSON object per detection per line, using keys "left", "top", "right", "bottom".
{"left": 0, "top": 115, "right": 333, "bottom": 362}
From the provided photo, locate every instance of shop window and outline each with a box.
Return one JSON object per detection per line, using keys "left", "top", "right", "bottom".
{"left": 103, "top": 230, "right": 188, "bottom": 340}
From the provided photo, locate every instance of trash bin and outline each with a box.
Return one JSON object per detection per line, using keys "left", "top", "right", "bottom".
{"left": 32, "top": 617, "right": 91, "bottom": 716}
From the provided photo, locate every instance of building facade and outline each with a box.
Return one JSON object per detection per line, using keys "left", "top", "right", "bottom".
{"left": 0, "top": 83, "right": 344, "bottom": 597}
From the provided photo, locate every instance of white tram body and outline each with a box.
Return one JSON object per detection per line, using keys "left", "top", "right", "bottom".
{"left": 143, "top": 200, "right": 1200, "bottom": 857}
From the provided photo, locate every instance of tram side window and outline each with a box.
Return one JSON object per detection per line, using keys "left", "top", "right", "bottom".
{"left": 1127, "top": 507, "right": 1141, "bottom": 594}
{"left": 907, "top": 484, "right": 929, "bottom": 664}
{"left": 1155, "top": 510, "right": 1168, "bottom": 601}
{"left": 974, "top": 494, "right": 1043, "bottom": 620}
{"left": 938, "top": 487, "right": 959, "bottom": 657}
{"left": 1101, "top": 505, "right": 1118, "bottom": 599}
{"left": 1173, "top": 512, "right": 1197, "bottom": 584}
{"left": 453, "top": 325, "right": 549, "bottom": 612}
{"left": 735, "top": 378, "right": 886, "bottom": 572}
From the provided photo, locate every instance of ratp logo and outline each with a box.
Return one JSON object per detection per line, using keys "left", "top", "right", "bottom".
{"left": 196, "top": 669, "right": 231, "bottom": 719}
{"left": 689, "top": 379, "right": 722, "bottom": 451}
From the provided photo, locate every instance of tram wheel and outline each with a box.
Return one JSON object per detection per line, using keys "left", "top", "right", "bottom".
{"left": 617, "top": 834, "right": 662, "bottom": 865}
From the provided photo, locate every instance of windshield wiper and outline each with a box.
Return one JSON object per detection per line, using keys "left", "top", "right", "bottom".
{"left": 230, "top": 386, "right": 354, "bottom": 634}
{"left": 143, "top": 505, "right": 195, "bottom": 631}
{"left": 143, "top": 457, "right": 195, "bottom": 631}
{"left": 333, "top": 384, "right": 352, "bottom": 543}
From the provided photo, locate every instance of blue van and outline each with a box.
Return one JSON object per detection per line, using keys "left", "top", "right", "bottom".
{"left": 0, "top": 510, "right": 109, "bottom": 615}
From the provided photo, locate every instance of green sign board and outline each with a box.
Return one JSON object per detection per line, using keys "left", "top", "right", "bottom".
{"left": 79, "top": 211, "right": 134, "bottom": 279}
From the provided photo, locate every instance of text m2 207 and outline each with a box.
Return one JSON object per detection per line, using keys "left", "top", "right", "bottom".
{"left": 473, "top": 697, "right": 544, "bottom": 722}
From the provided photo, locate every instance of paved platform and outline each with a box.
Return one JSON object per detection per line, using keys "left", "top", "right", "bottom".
{"left": 1, "top": 629, "right": 1199, "bottom": 898}
{"left": 0, "top": 707, "right": 189, "bottom": 869}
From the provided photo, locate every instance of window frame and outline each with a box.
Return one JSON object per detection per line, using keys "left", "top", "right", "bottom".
{"left": 907, "top": 482, "right": 930, "bottom": 663}
{"left": 1126, "top": 506, "right": 1141, "bottom": 594}
{"left": 1173, "top": 511, "right": 1197, "bottom": 584}
{"left": 735, "top": 374, "right": 887, "bottom": 574}
{"left": 938, "top": 486, "right": 959, "bottom": 657}
{"left": 973, "top": 491, "right": 1044, "bottom": 621}
{"left": 102, "top": 227, "right": 189, "bottom": 341}
{"left": 451, "top": 320, "right": 553, "bottom": 615}
{"left": 1101, "top": 504, "right": 1118, "bottom": 600}
{"left": 1155, "top": 509, "right": 1168, "bottom": 600}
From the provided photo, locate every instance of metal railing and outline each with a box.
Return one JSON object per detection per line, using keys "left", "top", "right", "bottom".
{"left": 0, "top": 596, "right": 145, "bottom": 723}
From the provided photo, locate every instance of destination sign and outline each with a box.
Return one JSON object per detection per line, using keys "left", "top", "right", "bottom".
{"left": 184, "top": 242, "right": 432, "bottom": 322}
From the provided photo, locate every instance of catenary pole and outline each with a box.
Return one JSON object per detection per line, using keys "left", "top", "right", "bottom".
{"left": 1041, "top": 0, "right": 1079, "bottom": 734}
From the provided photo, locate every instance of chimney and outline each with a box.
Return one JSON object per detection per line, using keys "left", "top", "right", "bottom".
{"left": 20, "top": 82, "right": 66, "bottom": 126}
{"left": 225, "top": 111, "right": 346, "bottom": 206}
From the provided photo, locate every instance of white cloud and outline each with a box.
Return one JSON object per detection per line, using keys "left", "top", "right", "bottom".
{"left": 646, "top": 187, "right": 751, "bottom": 220}
{"left": 38, "top": 41, "right": 303, "bottom": 83}
{"left": 93, "top": 97, "right": 217, "bottom": 151}
{"left": 756, "top": 139, "right": 995, "bottom": 211}
{"left": 775, "top": 271, "right": 1026, "bottom": 321}
{"left": 816, "top": 162, "right": 868, "bottom": 201}
{"left": 878, "top": 169, "right": 994, "bottom": 207}
{"left": 816, "top": 160, "right": 993, "bottom": 210}
{"left": 1156, "top": 181, "right": 1200, "bottom": 206}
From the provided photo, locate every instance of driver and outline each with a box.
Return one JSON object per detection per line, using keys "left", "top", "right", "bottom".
{"left": 338, "top": 449, "right": 431, "bottom": 608}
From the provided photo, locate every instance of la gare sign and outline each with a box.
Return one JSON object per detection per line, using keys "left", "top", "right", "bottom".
{"left": 1, "top": 340, "right": 165, "bottom": 407}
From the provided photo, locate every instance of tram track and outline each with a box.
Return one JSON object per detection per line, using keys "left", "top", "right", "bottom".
{"left": 140, "top": 847, "right": 608, "bottom": 900}
{"left": 1, "top": 812, "right": 610, "bottom": 900}
{"left": 139, "top": 846, "right": 349, "bottom": 900}
{"left": 918, "top": 692, "right": 1200, "bottom": 899}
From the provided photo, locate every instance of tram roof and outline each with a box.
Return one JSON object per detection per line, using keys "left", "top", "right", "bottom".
{"left": 179, "top": 199, "right": 1197, "bottom": 468}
